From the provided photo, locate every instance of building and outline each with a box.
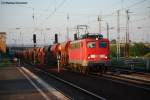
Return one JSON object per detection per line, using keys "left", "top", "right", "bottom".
{"left": 0, "top": 32, "right": 6, "bottom": 53}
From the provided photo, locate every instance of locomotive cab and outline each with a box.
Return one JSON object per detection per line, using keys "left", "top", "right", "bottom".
{"left": 69, "top": 33, "right": 110, "bottom": 73}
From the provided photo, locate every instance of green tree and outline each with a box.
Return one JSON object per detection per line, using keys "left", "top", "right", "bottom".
{"left": 110, "top": 44, "right": 117, "bottom": 57}
{"left": 130, "top": 43, "right": 150, "bottom": 57}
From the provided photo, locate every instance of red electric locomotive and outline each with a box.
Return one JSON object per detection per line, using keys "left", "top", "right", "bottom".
{"left": 68, "top": 33, "right": 110, "bottom": 73}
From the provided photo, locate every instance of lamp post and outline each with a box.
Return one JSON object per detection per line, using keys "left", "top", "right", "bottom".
{"left": 98, "top": 16, "right": 102, "bottom": 34}
{"left": 106, "top": 22, "right": 109, "bottom": 39}
{"left": 125, "top": 10, "right": 133, "bottom": 58}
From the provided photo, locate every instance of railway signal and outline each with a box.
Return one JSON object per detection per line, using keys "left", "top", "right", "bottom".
{"left": 33, "top": 34, "right": 36, "bottom": 43}
{"left": 54, "top": 34, "right": 58, "bottom": 43}
{"left": 33, "top": 34, "right": 36, "bottom": 64}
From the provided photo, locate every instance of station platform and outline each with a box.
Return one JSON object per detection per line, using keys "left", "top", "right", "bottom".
{"left": 0, "top": 66, "right": 69, "bottom": 100}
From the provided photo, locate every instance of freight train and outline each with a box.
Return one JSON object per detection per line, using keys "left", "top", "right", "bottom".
{"left": 15, "top": 33, "right": 110, "bottom": 74}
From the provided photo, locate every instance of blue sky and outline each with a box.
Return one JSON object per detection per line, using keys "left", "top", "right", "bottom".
{"left": 0, "top": 0, "right": 150, "bottom": 46}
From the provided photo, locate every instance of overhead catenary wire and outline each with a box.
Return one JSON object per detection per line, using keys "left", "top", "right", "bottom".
{"left": 126, "top": 0, "right": 148, "bottom": 9}
{"left": 39, "top": 0, "right": 67, "bottom": 26}
{"left": 30, "top": 0, "right": 67, "bottom": 35}
{"left": 76, "top": 0, "right": 149, "bottom": 31}
{"left": 37, "top": 0, "right": 126, "bottom": 33}
{"left": 2, "top": 0, "right": 149, "bottom": 44}
{"left": 130, "top": 16, "right": 150, "bottom": 23}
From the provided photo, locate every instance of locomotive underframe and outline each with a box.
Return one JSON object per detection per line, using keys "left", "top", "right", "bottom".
{"left": 68, "top": 59, "right": 110, "bottom": 73}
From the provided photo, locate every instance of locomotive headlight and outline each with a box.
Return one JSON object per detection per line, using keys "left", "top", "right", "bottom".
{"left": 90, "top": 54, "right": 96, "bottom": 58}
{"left": 88, "top": 56, "right": 91, "bottom": 59}
{"left": 88, "top": 54, "right": 91, "bottom": 59}
{"left": 88, "top": 54, "right": 96, "bottom": 59}
{"left": 104, "top": 56, "right": 108, "bottom": 59}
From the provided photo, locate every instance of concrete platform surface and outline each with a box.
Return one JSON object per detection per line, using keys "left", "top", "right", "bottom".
{"left": 0, "top": 66, "right": 69, "bottom": 100}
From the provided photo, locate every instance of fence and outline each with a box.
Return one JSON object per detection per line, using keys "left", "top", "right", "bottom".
{"left": 110, "top": 57, "right": 150, "bottom": 71}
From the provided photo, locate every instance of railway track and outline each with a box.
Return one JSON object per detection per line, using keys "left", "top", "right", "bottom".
{"left": 38, "top": 68, "right": 106, "bottom": 100}
{"left": 24, "top": 61, "right": 150, "bottom": 86}
{"left": 103, "top": 73, "right": 150, "bottom": 90}
{"left": 107, "top": 67, "right": 150, "bottom": 84}
{"left": 80, "top": 70, "right": 150, "bottom": 92}
{"left": 66, "top": 65, "right": 150, "bottom": 88}
{"left": 23, "top": 64, "right": 106, "bottom": 100}
{"left": 110, "top": 66, "right": 150, "bottom": 75}
{"left": 87, "top": 67, "right": 150, "bottom": 91}
{"left": 22, "top": 62, "right": 150, "bottom": 100}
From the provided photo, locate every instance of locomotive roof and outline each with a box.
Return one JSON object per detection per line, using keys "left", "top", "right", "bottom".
{"left": 70, "top": 37, "right": 109, "bottom": 44}
{"left": 80, "top": 33, "right": 103, "bottom": 39}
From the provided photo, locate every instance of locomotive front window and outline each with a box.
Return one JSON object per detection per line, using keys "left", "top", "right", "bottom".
{"left": 87, "top": 42, "right": 96, "bottom": 48}
{"left": 99, "top": 42, "right": 107, "bottom": 48}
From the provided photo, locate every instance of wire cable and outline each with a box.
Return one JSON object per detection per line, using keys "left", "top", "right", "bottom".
{"left": 39, "top": 0, "right": 67, "bottom": 26}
